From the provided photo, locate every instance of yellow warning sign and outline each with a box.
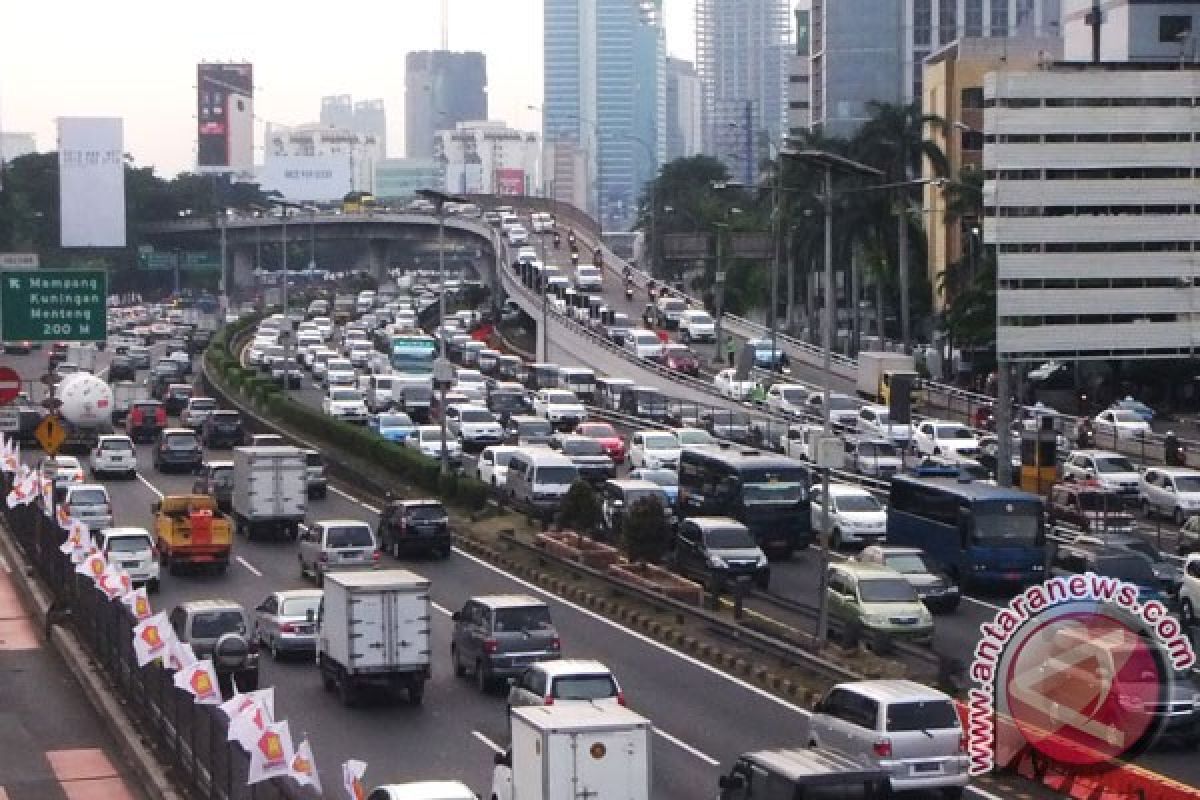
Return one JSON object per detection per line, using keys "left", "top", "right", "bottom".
{"left": 34, "top": 415, "right": 66, "bottom": 455}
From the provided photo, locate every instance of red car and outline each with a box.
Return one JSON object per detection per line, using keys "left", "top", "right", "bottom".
{"left": 576, "top": 421, "right": 626, "bottom": 462}
{"left": 659, "top": 343, "right": 700, "bottom": 376}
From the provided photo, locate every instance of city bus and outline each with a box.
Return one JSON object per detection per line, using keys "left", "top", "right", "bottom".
{"left": 887, "top": 475, "right": 1046, "bottom": 592}
{"left": 677, "top": 444, "right": 812, "bottom": 558}
{"left": 389, "top": 334, "right": 436, "bottom": 385}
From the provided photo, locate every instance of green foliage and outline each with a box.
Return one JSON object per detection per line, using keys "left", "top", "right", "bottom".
{"left": 620, "top": 496, "right": 672, "bottom": 565}
{"left": 557, "top": 481, "right": 601, "bottom": 533}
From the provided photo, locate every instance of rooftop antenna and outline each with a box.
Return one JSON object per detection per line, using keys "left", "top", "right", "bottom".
{"left": 441, "top": 0, "right": 449, "bottom": 50}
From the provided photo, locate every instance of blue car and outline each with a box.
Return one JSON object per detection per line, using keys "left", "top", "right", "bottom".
{"left": 1111, "top": 396, "right": 1155, "bottom": 423}
{"left": 746, "top": 338, "right": 788, "bottom": 372}
{"left": 369, "top": 412, "right": 417, "bottom": 443}
{"left": 628, "top": 468, "right": 679, "bottom": 507}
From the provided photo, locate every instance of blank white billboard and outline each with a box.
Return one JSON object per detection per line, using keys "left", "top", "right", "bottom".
{"left": 257, "top": 155, "right": 355, "bottom": 204}
{"left": 58, "top": 117, "right": 126, "bottom": 248}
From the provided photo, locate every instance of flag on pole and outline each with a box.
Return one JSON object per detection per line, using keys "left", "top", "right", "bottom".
{"left": 164, "top": 637, "right": 197, "bottom": 672}
{"left": 173, "top": 659, "right": 223, "bottom": 705}
{"left": 40, "top": 475, "right": 53, "bottom": 517}
{"left": 219, "top": 686, "right": 275, "bottom": 724}
{"left": 246, "top": 721, "right": 295, "bottom": 784}
{"left": 131, "top": 612, "right": 172, "bottom": 667}
{"left": 4, "top": 442, "right": 20, "bottom": 475}
{"left": 96, "top": 565, "right": 131, "bottom": 599}
{"left": 75, "top": 552, "right": 107, "bottom": 584}
{"left": 55, "top": 502, "right": 72, "bottom": 529}
{"left": 6, "top": 471, "right": 35, "bottom": 508}
{"left": 226, "top": 693, "right": 275, "bottom": 752}
{"left": 120, "top": 587, "right": 153, "bottom": 621}
{"left": 289, "top": 737, "right": 322, "bottom": 793}
{"left": 342, "top": 759, "right": 368, "bottom": 800}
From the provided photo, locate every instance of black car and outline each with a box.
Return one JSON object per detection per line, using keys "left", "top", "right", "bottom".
{"left": 153, "top": 428, "right": 204, "bottom": 473}
{"left": 201, "top": 410, "right": 244, "bottom": 448}
{"left": 107, "top": 356, "right": 137, "bottom": 383}
{"left": 192, "top": 461, "right": 234, "bottom": 512}
{"left": 377, "top": 499, "right": 452, "bottom": 558}
{"left": 672, "top": 517, "right": 770, "bottom": 592}
{"left": 550, "top": 435, "right": 615, "bottom": 484}
{"left": 162, "top": 383, "right": 194, "bottom": 416}
{"left": 487, "top": 389, "right": 529, "bottom": 422}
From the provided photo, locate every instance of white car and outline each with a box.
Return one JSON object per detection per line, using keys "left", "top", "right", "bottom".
{"left": 912, "top": 419, "right": 981, "bottom": 458}
{"left": 623, "top": 329, "right": 664, "bottom": 360}
{"left": 41, "top": 455, "right": 85, "bottom": 491}
{"left": 476, "top": 445, "right": 520, "bottom": 489}
{"left": 628, "top": 430, "right": 682, "bottom": 470}
{"left": 311, "top": 316, "right": 333, "bottom": 338}
{"left": 765, "top": 383, "right": 810, "bottom": 418}
{"left": 507, "top": 659, "right": 623, "bottom": 707}
{"left": 445, "top": 405, "right": 505, "bottom": 449}
{"left": 506, "top": 224, "right": 529, "bottom": 245}
{"left": 180, "top": 397, "right": 218, "bottom": 429}
{"left": 323, "top": 358, "right": 354, "bottom": 385}
{"left": 714, "top": 368, "right": 756, "bottom": 401}
{"left": 96, "top": 527, "right": 160, "bottom": 591}
{"left": 322, "top": 388, "right": 369, "bottom": 423}
{"left": 1061, "top": 449, "right": 1141, "bottom": 500}
{"left": 325, "top": 370, "right": 358, "bottom": 390}
{"left": 575, "top": 265, "right": 603, "bottom": 292}
{"left": 856, "top": 404, "right": 912, "bottom": 446}
{"left": 1181, "top": 553, "right": 1200, "bottom": 625}
{"left": 1139, "top": 467, "right": 1200, "bottom": 525}
{"left": 678, "top": 310, "right": 716, "bottom": 343}
{"left": 532, "top": 389, "right": 587, "bottom": 429}
{"left": 407, "top": 425, "right": 463, "bottom": 462}
{"left": 1093, "top": 408, "right": 1151, "bottom": 440}
{"left": 90, "top": 434, "right": 137, "bottom": 479}
{"left": 453, "top": 369, "right": 488, "bottom": 404}
{"left": 809, "top": 484, "right": 887, "bottom": 549}
{"left": 672, "top": 427, "right": 716, "bottom": 449}
{"left": 805, "top": 391, "right": 860, "bottom": 429}
{"left": 780, "top": 423, "right": 824, "bottom": 461}
{"left": 348, "top": 342, "right": 374, "bottom": 368}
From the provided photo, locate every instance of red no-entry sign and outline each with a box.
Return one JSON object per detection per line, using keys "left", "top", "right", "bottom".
{"left": 0, "top": 366, "right": 20, "bottom": 405}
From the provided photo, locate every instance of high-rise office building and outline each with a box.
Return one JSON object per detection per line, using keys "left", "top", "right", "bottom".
{"left": 667, "top": 57, "right": 703, "bottom": 161}
{"left": 404, "top": 51, "right": 487, "bottom": 159}
{"left": 543, "top": 0, "right": 665, "bottom": 227}
{"left": 321, "top": 95, "right": 388, "bottom": 158}
{"left": 805, "top": 0, "right": 1060, "bottom": 137}
{"left": 696, "top": 0, "right": 790, "bottom": 185}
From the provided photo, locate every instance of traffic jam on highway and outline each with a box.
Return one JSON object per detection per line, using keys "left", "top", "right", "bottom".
{"left": 1, "top": 207, "right": 1198, "bottom": 799}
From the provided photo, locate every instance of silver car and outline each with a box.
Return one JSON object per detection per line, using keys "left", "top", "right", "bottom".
{"left": 253, "top": 589, "right": 323, "bottom": 659}
{"left": 63, "top": 484, "right": 113, "bottom": 532}
{"left": 297, "top": 519, "right": 379, "bottom": 586}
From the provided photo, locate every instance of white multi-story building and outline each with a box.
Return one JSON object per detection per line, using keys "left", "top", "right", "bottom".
{"left": 985, "top": 66, "right": 1200, "bottom": 361}
{"left": 435, "top": 121, "right": 541, "bottom": 196}
{"left": 258, "top": 123, "right": 381, "bottom": 203}
{"left": 667, "top": 57, "right": 704, "bottom": 160}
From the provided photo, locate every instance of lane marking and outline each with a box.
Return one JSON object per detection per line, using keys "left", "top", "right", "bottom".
{"left": 236, "top": 557, "right": 262, "bottom": 577}
{"left": 451, "top": 546, "right": 809, "bottom": 715}
{"left": 329, "top": 486, "right": 380, "bottom": 514}
{"left": 472, "top": 731, "right": 503, "bottom": 754}
{"left": 137, "top": 476, "right": 164, "bottom": 499}
{"left": 653, "top": 729, "right": 719, "bottom": 766}
{"left": 432, "top": 602, "right": 451, "bottom": 616}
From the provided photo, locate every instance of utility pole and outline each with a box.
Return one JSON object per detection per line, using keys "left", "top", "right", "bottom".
{"left": 816, "top": 163, "right": 834, "bottom": 644}
{"left": 770, "top": 159, "right": 781, "bottom": 366}
{"left": 713, "top": 222, "right": 727, "bottom": 367}
{"left": 898, "top": 196, "right": 911, "bottom": 352}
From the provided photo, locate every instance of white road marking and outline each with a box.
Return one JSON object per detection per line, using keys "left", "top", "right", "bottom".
{"left": 472, "top": 731, "right": 503, "bottom": 754}
{"left": 137, "top": 475, "right": 164, "bottom": 499}
{"left": 967, "top": 785, "right": 1005, "bottom": 800}
{"left": 653, "top": 729, "right": 719, "bottom": 766}
{"left": 432, "top": 601, "right": 451, "bottom": 616}
{"left": 329, "top": 485, "right": 380, "bottom": 514}
{"left": 237, "top": 557, "right": 263, "bottom": 577}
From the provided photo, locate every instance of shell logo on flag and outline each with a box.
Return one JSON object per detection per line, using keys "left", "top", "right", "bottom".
{"left": 292, "top": 752, "right": 313, "bottom": 777}
{"left": 141, "top": 625, "right": 163, "bottom": 649}
{"left": 258, "top": 731, "right": 285, "bottom": 765}
{"left": 190, "top": 670, "right": 216, "bottom": 701}
{"left": 133, "top": 594, "right": 151, "bottom": 619}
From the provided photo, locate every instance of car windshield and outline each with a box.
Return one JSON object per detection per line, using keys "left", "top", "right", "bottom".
{"left": 419, "top": 430, "right": 448, "bottom": 442}
{"left": 937, "top": 426, "right": 973, "bottom": 439}
{"left": 191, "top": 610, "right": 246, "bottom": 639}
{"left": 70, "top": 489, "right": 108, "bottom": 504}
{"left": 664, "top": 345, "right": 689, "bottom": 356}
{"left": 105, "top": 535, "right": 152, "bottom": 553}
{"left": 1095, "top": 456, "right": 1136, "bottom": 473}
{"left": 676, "top": 430, "right": 714, "bottom": 445}
{"left": 164, "top": 434, "right": 197, "bottom": 450}
{"left": 408, "top": 504, "right": 447, "bottom": 521}
{"left": 461, "top": 409, "right": 494, "bottom": 422}
{"left": 190, "top": 399, "right": 216, "bottom": 410}
{"left": 704, "top": 528, "right": 756, "bottom": 549}
{"left": 378, "top": 414, "right": 413, "bottom": 428}
{"left": 564, "top": 439, "right": 605, "bottom": 456}
{"left": 1077, "top": 492, "right": 1123, "bottom": 511}
{"left": 580, "top": 424, "right": 617, "bottom": 438}
{"left": 634, "top": 333, "right": 659, "bottom": 345}
{"left": 884, "top": 554, "right": 934, "bottom": 574}
{"left": 1176, "top": 476, "right": 1200, "bottom": 493}
{"left": 100, "top": 439, "right": 132, "bottom": 452}
{"left": 624, "top": 488, "right": 668, "bottom": 506}
{"left": 685, "top": 312, "right": 713, "bottom": 325}
{"left": 281, "top": 596, "right": 321, "bottom": 618}
{"left": 867, "top": 410, "right": 891, "bottom": 425}
{"left": 781, "top": 389, "right": 806, "bottom": 403}
{"left": 1111, "top": 410, "right": 1142, "bottom": 423}
{"left": 491, "top": 393, "right": 526, "bottom": 411}
{"left": 554, "top": 674, "right": 618, "bottom": 700}
{"left": 887, "top": 700, "right": 960, "bottom": 732}
{"left": 973, "top": 505, "right": 1041, "bottom": 545}
{"left": 331, "top": 390, "right": 361, "bottom": 402}
{"left": 858, "top": 442, "right": 898, "bottom": 458}
{"left": 545, "top": 391, "right": 577, "bottom": 404}
{"left": 711, "top": 411, "right": 749, "bottom": 426}
{"left": 325, "top": 526, "right": 374, "bottom": 548}
{"left": 519, "top": 420, "right": 553, "bottom": 436}
{"left": 829, "top": 396, "right": 857, "bottom": 410}
{"left": 835, "top": 494, "right": 882, "bottom": 513}
{"left": 859, "top": 578, "right": 919, "bottom": 603}
{"left": 537, "top": 466, "right": 579, "bottom": 484}
{"left": 1118, "top": 539, "right": 1162, "bottom": 564}
{"left": 742, "top": 482, "right": 804, "bottom": 504}
{"left": 636, "top": 469, "right": 677, "bottom": 488}
{"left": 494, "top": 606, "right": 553, "bottom": 632}
{"left": 211, "top": 469, "right": 234, "bottom": 486}
{"left": 1097, "top": 555, "right": 1156, "bottom": 585}
{"left": 642, "top": 434, "right": 679, "bottom": 450}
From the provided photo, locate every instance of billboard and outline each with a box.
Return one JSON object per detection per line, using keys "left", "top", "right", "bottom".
{"left": 57, "top": 117, "right": 126, "bottom": 248}
{"left": 257, "top": 155, "right": 354, "bottom": 204}
{"left": 197, "top": 63, "right": 254, "bottom": 175}
{"left": 495, "top": 168, "right": 525, "bottom": 196}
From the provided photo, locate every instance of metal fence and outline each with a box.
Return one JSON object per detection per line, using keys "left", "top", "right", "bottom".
{"left": 0, "top": 487, "right": 314, "bottom": 800}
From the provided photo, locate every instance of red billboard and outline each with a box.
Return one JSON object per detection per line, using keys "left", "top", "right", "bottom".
{"left": 197, "top": 63, "right": 253, "bottom": 171}
{"left": 495, "top": 168, "right": 525, "bottom": 196}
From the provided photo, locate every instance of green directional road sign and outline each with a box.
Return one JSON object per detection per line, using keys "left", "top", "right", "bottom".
{"left": 1, "top": 269, "right": 107, "bottom": 342}
{"left": 137, "top": 248, "right": 220, "bottom": 271}
{"left": 138, "top": 249, "right": 178, "bottom": 270}
{"left": 180, "top": 251, "right": 222, "bottom": 271}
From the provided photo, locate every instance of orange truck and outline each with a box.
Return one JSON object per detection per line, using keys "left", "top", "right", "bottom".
{"left": 152, "top": 494, "right": 232, "bottom": 575}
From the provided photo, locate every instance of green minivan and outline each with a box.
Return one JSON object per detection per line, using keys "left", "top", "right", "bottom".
{"left": 826, "top": 562, "right": 934, "bottom": 653}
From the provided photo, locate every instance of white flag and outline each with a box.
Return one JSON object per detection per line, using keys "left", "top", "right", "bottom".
{"left": 5, "top": 471, "right": 35, "bottom": 508}
{"left": 342, "top": 759, "right": 368, "bottom": 800}
{"left": 165, "top": 637, "right": 197, "bottom": 672}
{"left": 289, "top": 737, "right": 322, "bottom": 793}
{"left": 40, "top": 476, "right": 53, "bottom": 517}
{"left": 120, "top": 587, "right": 153, "bottom": 621}
{"left": 223, "top": 688, "right": 276, "bottom": 751}
{"left": 246, "top": 720, "right": 294, "bottom": 785}
{"left": 173, "top": 659, "right": 223, "bottom": 705}
{"left": 75, "top": 552, "right": 107, "bottom": 584}
{"left": 95, "top": 565, "right": 131, "bottom": 599}
{"left": 4, "top": 442, "right": 20, "bottom": 475}
{"left": 220, "top": 686, "right": 275, "bottom": 723}
{"left": 131, "top": 612, "right": 173, "bottom": 667}
{"left": 55, "top": 502, "right": 73, "bottom": 529}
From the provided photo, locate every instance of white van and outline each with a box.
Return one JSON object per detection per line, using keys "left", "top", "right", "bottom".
{"left": 505, "top": 449, "right": 579, "bottom": 518}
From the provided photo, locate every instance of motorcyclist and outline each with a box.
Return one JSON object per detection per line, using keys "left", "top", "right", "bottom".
{"left": 553, "top": 232, "right": 561, "bottom": 249}
{"left": 647, "top": 279, "right": 657, "bottom": 301}
{"left": 1076, "top": 418, "right": 1095, "bottom": 449}
{"left": 625, "top": 278, "right": 634, "bottom": 301}
{"left": 1166, "top": 431, "right": 1185, "bottom": 466}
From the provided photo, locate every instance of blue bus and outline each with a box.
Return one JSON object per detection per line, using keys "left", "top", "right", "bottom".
{"left": 887, "top": 475, "right": 1046, "bottom": 591}
{"left": 678, "top": 445, "right": 812, "bottom": 558}
{"left": 390, "top": 334, "right": 436, "bottom": 376}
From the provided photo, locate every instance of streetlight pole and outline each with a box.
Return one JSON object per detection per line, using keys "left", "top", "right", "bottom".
{"left": 898, "top": 194, "right": 911, "bottom": 352}
{"left": 713, "top": 221, "right": 727, "bottom": 367}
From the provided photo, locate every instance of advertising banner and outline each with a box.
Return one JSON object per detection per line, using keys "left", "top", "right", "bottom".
{"left": 57, "top": 117, "right": 126, "bottom": 248}
{"left": 257, "top": 155, "right": 354, "bottom": 203}
{"left": 197, "top": 63, "right": 254, "bottom": 174}
{"left": 495, "top": 168, "right": 525, "bottom": 196}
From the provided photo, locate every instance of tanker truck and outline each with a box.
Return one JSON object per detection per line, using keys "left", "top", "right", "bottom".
{"left": 56, "top": 372, "right": 115, "bottom": 452}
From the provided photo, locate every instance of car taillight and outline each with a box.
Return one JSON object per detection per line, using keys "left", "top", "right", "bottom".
{"left": 550, "top": 637, "right": 561, "bottom": 650}
{"left": 543, "top": 694, "right": 554, "bottom": 705}
{"left": 155, "top": 409, "right": 166, "bottom": 425}
{"left": 483, "top": 638, "right": 498, "bottom": 654}
{"left": 873, "top": 739, "right": 892, "bottom": 758}
{"left": 616, "top": 691, "right": 626, "bottom": 706}
{"left": 280, "top": 623, "right": 297, "bottom": 634}
{"left": 318, "top": 553, "right": 329, "bottom": 563}
{"left": 372, "top": 550, "right": 381, "bottom": 561}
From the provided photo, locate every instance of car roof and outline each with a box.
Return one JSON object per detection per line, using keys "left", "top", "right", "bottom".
{"left": 98, "top": 527, "right": 152, "bottom": 539}
{"left": 830, "top": 679, "right": 952, "bottom": 705}
{"left": 272, "top": 589, "right": 323, "bottom": 601}
{"left": 314, "top": 518, "right": 371, "bottom": 527}
{"left": 834, "top": 562, "right": 904, "bottom": 579}
{"left": 66, "top": 483, "right": 107, "bottom": 493}
{"left": 392, "top": 499, "right": 445, "bottom": 509}
{"left": 1068, "top": 449, "right": 1125, "bottom": 459}
{"left": 177, "top": 599, "right": 245, "bottom": 613}
{"left": 161, "top": 427, "right": 196, "bottom": 435}
{"left": 823, "top": 483, "right": 875, "bottom": 496}
{"left": 373, "top": 782, "right": 475, "bottom": 800}
{"left": 469, "top": 594, "right": 547, "bottom": 610}
{"left": 526, "top": 659, "right": 612, "bottom": 676}
{"left": 1147, "top": 467, "right": 1200, "bottom": 477}
{"left": 685, "top": 516, "right": 748, "bottom": 532}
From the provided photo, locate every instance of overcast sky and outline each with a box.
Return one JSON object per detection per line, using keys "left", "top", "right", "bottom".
{"left": 0, "top": 0, "right": 697, "bottom": 178}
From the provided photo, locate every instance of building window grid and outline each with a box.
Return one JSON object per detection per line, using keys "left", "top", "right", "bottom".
{"left": 938, "top": 0, "right": 958, "bottom": 44}
{"left": 990, "top": 0, "right": 1009, "bottom": 36}
{"left": 914, "top": 0, "right": 933, "bottom": 46}
{"left": 965, "top": 0, "right": 984, "bottom": 36}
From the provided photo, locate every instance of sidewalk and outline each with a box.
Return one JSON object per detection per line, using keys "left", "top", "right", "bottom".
{"left": 0, "top": 559, "right": 142, "bottom": 800}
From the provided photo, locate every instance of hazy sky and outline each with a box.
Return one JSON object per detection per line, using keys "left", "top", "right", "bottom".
{"left": 0, "top": 0, "right": 697, "bottom": 177}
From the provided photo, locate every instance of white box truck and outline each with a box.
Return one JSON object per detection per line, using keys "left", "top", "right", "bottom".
{"left": 317, "top": 569, "right": 432, "bottom": 706}
{"left": 231, "top": 446, "right": 307, "bottom": 540}
{"left": 491, "top": 705, "right": 652, "bottom": 800}
{"left": 111, "top": 381, "right": 151, "bottom": 423}
{"left": 856, "top": 351, "right": 917, "bottom": 404}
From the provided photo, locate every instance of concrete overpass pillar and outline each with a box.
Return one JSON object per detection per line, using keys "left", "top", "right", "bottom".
{"left": 231, "top": 245, "right": 254, "bottom": 297}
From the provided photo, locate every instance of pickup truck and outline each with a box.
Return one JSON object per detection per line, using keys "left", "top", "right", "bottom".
{"left": 153, "top": 494, "right": 232, "bottom": 576}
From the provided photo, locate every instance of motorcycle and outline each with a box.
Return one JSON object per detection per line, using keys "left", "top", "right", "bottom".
{"left": 553, "top": 233, "right": 561, "bottom": 249}
{"left": 625, "top": 285, "right": 634, "bottom": 302}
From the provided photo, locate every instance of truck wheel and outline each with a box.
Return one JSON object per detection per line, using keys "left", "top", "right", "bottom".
{"left": 1183, "top": 599, "right": 1196, "bottom": 627}
{"left": 476, "top": 660, "right": 492, "bottom": 693}
{"left": 147, "top": 579, "right": 159, "bottom": 593}
{"left": 408, "top": 679, "right": 425, "bottom": 705}
{"left": 338, "top": 671, "right": 357, "bottom": 707}
{"left": 452, "top": 645, "right": 466, "bottom": 677}
{"left": 168, "top": 559, "right": 182, "bottom": 577}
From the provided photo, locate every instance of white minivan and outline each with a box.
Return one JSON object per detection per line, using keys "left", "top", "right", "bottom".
{"left": 623, "top": 329, "right": 664, "bottom": 360}
{"left": 505, "top": 449, "right": 579, "bottom": 518}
